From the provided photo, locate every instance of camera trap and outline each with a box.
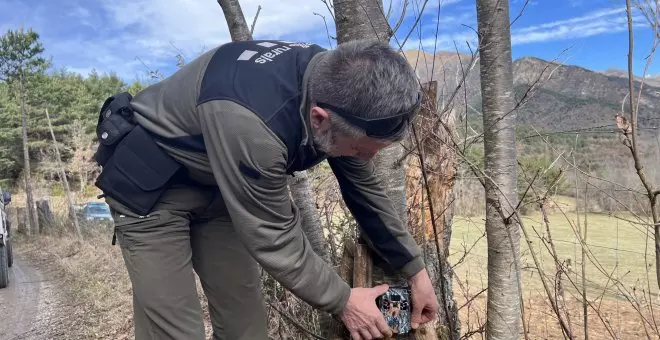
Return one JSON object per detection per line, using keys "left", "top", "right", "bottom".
{"left": 376, "top": 286, "right": 412, "bottom": 334}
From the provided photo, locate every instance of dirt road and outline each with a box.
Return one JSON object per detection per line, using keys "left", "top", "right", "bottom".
{"left": 0, "top": 256, "right": 66, "bottom": 340}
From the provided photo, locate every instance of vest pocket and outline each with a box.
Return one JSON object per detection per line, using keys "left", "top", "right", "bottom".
{"left": 95, "top": 125, "right": 182, "bottom": 216}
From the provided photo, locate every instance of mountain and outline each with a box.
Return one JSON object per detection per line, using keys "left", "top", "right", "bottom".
{"left": 402, "top": 50, "right": 660, "bottom": 135}
{"left": 601, "top": 68, "right": 660, "bottom": 88}
{"left": 514, "top": 57, "right": 659, "bottom": 132}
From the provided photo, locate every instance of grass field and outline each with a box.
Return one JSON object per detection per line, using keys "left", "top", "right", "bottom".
{"left": 11, "top": 191, "right": 660, "bottom": 338}
{"left": 449, "top": 204, "right": 659, "bottom": 339}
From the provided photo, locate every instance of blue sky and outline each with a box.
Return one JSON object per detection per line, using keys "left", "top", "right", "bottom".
{"left": 1, "top": 0, "right": 658, "bottom": 83}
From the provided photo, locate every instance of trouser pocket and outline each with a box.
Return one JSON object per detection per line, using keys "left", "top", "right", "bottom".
{"left": 111, "top": 208, "right": 207, "bottom": 340}
{"left": 95, "top": 125, "right": 182, "bottom": 216}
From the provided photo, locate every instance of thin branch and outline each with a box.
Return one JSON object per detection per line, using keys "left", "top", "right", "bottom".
{"left": 625, "top": 0, "right": 660, "bottom": 299}
{"left": 457, "top": 287, "right": 488, "bottom": 311}
{"left": 392, "top": 0, "right": 409, "bottom": 34}
{"left": 250, "top": 5, "right": 262, "bottom": 36}
{"left": 320, "top": 0, "right": 335, "bottom": 22}
{"left": 509, "top": 0, "right": 531, "bottom": 27}
{"left": 267, "top": 301, "right": 326, "bottom": 340}
{"left": 516, "top": 166, "right": 574, "bottom": 339}
{"left": 399, "top": 0, "right": 429, "bottom": 48}
{"left": 314, "top": 12, "right": 334, "bottom": 49}
{"left": 582, "top": 179, "right": 589, "bottom": 340}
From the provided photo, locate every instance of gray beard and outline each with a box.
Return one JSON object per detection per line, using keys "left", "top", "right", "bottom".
{"left": 312, "top": 128, "right": 340, "bottom": 157}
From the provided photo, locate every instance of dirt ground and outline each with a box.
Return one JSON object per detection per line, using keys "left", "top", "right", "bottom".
{"left": 0, "top": 252, "right": 82, "bottom": 339}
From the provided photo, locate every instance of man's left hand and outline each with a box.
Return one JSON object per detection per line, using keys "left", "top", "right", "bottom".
{"left": 408, "top": 268, "right": 438, "bottom": 329}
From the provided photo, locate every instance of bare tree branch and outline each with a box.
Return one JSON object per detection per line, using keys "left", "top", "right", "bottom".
{"left": 624, "top": 0, "right": 660, "bottom": 293}
{"left": 217, "top": 0, "right": 253, "bottom": 41}
{"left": 320, "top": 0, "right": 335, "bottom": 22}
{"left": 250, "top": 5, "right": 262, "bottom": 36}
{"left": 314, "top": 12, "right": 335, "bottom": 49}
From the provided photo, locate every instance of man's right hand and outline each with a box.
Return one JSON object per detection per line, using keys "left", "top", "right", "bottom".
{"left": 339, "top": 284, "right": 393, "bottom": 340}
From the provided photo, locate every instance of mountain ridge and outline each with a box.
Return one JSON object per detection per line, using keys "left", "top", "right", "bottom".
{"left": 401, "top": 49, "right": 660, "bottom": 134}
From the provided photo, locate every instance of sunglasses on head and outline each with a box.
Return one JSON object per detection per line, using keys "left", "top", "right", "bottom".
{"left": 316, "top": 93, "right": 421, "bottom": 139}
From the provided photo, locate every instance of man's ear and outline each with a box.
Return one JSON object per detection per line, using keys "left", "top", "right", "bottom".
{"left": 310, "top": 106, "right": 331, "bottom": 132}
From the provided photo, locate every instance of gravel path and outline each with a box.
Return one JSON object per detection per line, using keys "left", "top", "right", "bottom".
{"left": 0, "top": 255, "right": 72, "bottom": 340}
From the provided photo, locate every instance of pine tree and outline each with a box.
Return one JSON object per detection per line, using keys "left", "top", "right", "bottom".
{"left": 0, "top": 27, "right": 50, "bottom": 235}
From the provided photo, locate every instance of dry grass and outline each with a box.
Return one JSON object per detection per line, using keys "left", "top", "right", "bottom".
{"left": 457, "top": 293, "right": 654, "bottom": 339}
{"left": 451, "top": 211, "right": 659, "bottom": 339}
{"left": 14, "top": 227, "right": 216, "bottom": 339}
{"left": 10, "top": 189, "right": 660, "bottom": 339}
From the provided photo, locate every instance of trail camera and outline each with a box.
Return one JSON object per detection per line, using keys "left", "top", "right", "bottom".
{"left": 376, "top": 286, "right": 412, "bottom": 334}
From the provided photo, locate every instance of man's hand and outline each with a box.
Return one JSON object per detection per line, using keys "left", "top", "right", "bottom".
{"left": 408, "top": 268, "right": 438, "bottom": 329}
{"left": 339, "top": 284, "right": 393, "bottom": 340}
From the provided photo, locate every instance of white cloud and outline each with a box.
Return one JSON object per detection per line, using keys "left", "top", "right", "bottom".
{"left": 2, "top": 0, "right": 335, "bottom": 80}
{"left": 102, "top": 0, "right": 331, "bottom": 46}
{"left": 91, "top": 0, "right": 333, "bottom": 75}
{"left": 511, "top": 7, "right": 646, "bottom": 45}
{"left": 437, "top": 12, "right": 474, "bottom": 25}
{"left": 403, "top": 31, "right": 478, "bottom": 52}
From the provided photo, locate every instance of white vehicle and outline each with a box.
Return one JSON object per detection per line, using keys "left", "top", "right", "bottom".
{"left": 0, "top": 189, "right": 12, "bottom": 288}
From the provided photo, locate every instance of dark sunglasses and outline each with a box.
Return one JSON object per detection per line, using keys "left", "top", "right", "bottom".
{"left": 316, "top": 93, "right": 421, "bottom": 139}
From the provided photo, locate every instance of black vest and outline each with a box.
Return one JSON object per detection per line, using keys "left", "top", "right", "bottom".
{"left": 197, "top": 40, "right": 328, "bottom": 174}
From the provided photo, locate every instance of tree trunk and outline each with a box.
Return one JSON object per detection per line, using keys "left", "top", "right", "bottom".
{"left": 289, "top": 172, "right": 330, "bottom": 262}
{"left": 334, "top": 0, "right": 391, "bottom": 43}
{"left": 475, "top": 0, "right": 522, "bottom": 339}
{"left": 334, "top": 1, "right": 449, "bottom": 339}
{"left": 46, "top": 109, "right": 81, "bottom": 238}
{"left": 19, "top": 72, "right": 38, "bottom": 235}
{"left": 36, "top": 199, "right": 54, "bottom": 230}
{"left": 217, "top": 0, "right": 253, "bottom": 41}
{"left": 16, "top": 207, "right": 26, "bottom": 234}
{"left": 406, "top": 81, "right": 459, "bottom": 339}
{"left": 287, "top": 171, "right": 335, "bottom": 338}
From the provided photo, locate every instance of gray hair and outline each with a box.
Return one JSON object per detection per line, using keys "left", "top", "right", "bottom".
{"left": 309, "top": 39, "right": 421, "bottom": 142}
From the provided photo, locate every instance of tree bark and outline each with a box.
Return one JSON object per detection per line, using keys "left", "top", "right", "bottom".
{"left": 334, "top": 0, "right": 391, "bottom": 44}
{"left": 406, "top": 81, "right": 459, "bottom": 339}
{"left": 353, "top": 244, "right": 373, "bottom": 288}
{"left": 19, "top": 72, "right": 38, "bottom": 235}
{"left": 36, "top": 200, "right": 54, "bottom": 230}
{"left": 217, "top": 0, "right": 253, "bottom": 41}
{"left": 287, "top": 171, "right": 336, "bottom": 338}
{"left": 475, "top": 0, "right": 522, "bottom": 339}
{"left": 289, "top": 172, "right": 331, "bottom": 262}
{"left": 331, "top": 242, "right": 355, "bottom": 340}
{"left": 334, "top": 2, "right": 449, "bottom": 339}
{"left": 46, "top": 109, "right": 81, "bottom": 238}
{"left": 16, "top": 207, "right": 26, "bottom": 234}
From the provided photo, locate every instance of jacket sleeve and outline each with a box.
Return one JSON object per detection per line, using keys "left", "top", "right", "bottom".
{"left": 327, "top": 156, "right": 425, "bottom": 278}
{"left": 197, "top": 100, "right": 351, "bottom": 315}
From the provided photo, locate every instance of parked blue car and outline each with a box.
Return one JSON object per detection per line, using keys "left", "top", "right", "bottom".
{"left": 81, "top": 202, "right": 113, "bottom": 223}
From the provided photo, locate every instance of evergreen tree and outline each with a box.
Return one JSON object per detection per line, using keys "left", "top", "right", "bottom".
{"left": 0, "top": 27, "right": 50, "bottom": 234}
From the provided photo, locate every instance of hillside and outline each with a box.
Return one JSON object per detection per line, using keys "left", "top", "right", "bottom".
{"left": 403, "top": 50, "right": 660, "bottom": 134}
{"left": 601, "top": 68, "right": 660, "bottom": 88}
{"left": 402, "top": 49, "right": 660, "bottom": 213}
{"left": 514, "top": 57, "right": 659, "bottom": 132}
